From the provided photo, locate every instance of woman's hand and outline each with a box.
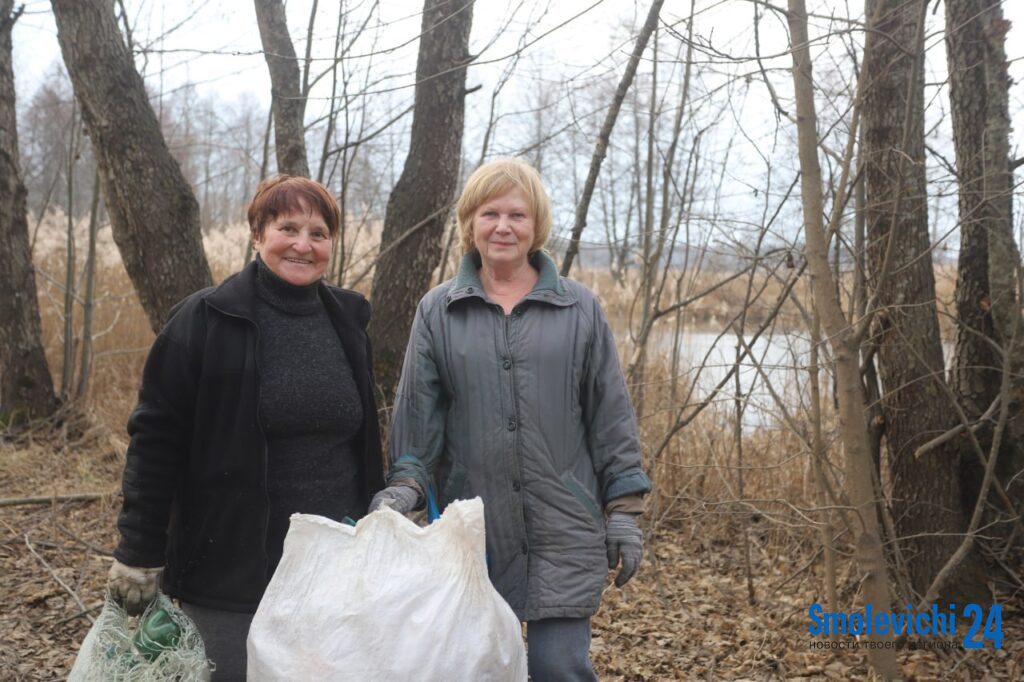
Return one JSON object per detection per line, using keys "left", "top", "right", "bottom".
{"left": 107, "top": 560, "right": 163, "bottom": 615}
{"left": 368, "top": 485, "right": 420, "bottom": 514}
{"left": 605, "top": 512, "right": 643, "bottom": 587}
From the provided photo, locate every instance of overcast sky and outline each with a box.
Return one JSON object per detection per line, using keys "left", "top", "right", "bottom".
{"left": 11, "top": 0, "right": 1023, "bottom": 251}
{"left": 14, "top": 1, "right": 1022, "bottom": 108}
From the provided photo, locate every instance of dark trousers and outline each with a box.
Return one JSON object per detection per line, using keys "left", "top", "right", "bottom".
{"left": 181, "top": 602, "right": 254, "bottom": 681}
{"left": 526, "top": 617, "right": 599, "bottom": 682}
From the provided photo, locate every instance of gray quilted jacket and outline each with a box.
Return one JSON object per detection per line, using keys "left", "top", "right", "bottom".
{"left": 388, "top": 251, "right": 651, "bottom": 620}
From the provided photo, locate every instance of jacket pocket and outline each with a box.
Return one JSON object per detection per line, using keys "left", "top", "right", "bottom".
{"left": 561, "top": 472, "right": 603, "bottom": 525}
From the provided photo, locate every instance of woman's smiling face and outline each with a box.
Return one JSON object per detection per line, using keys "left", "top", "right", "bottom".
{"left": 472, "top": 188, "right": 536, "bottom": 270}
{"left": 255, "top": 205, "right": 332, "bottom": 285}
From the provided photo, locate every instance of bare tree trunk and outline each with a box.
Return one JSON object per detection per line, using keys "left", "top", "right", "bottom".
{"left": 809, "top": 304, "right": 838, "bottom": 614}
{"left": 787, "top": 0, "right": 899, "bottom": 676}
{"left": 632, "top": 30, "right": 659, "bottom": 417}
{"left": 0, "top": 1, "right": 58, "bottom": 426}
{"left": 315, "top": 2, "right": 345, "bottom": 186}
{"left": 75, "top": 171, "right": 102, "bottom": 402}
{"left": 51, "top": 0, "right": 211, "bottom": 334}
{"left": 854, "top": 154, "right": 886, "bottom": 476}
{"left": 245, "top": 107, "right": 275, "bottom": 268}
{"left": 369, "top": 0, "right": 474, "bottom": 401}
{"left": 862, "top": 0, "right": 983, "bottom": 603}
{"left": 254, "top": 0, "right": 310, "bottom": 177}
{"left": 626, "top": 23, "right": 695, "bottom": 403}
{"left": 946, "top": 0, "right": 1023, "bottom": 542}
{"left": 60, "top": 107, "right": 79, "bottom": 400}
{"left": 560, "top": 0, "right": 664, "bottom": 276}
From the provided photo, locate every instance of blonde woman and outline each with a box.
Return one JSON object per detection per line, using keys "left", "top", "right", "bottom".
{"left": 371, "top": 158, "right": 650, "bottom": 680}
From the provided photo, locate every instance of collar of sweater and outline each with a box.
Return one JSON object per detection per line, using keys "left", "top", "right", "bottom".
{"left": 254, "top": 254, "right": 322, "bottom": 315}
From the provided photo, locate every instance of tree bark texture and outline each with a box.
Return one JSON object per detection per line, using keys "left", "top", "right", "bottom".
{"left": 369, "top": 0, "right": 474, "bottom": 402}
{"left": 0, "top": 1, "right": 59, "bottom": 425}
{"left": 51, "top": 0, "right": 211, "bottom": 334}
{"left": 862, "top": 0, "right": 981, "bottom": 602}
{"left": 254, "top": 0, "right": 310, "bottom": 177}
{"left": 787, "top": 1, "right": 899, "bottom": 675}
{"left": 946, "top": 0, "right": 1023, "bottom": 539}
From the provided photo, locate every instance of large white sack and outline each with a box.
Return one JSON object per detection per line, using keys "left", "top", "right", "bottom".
{"left": 247, "top": 497, "right": 527, "bottom": 681}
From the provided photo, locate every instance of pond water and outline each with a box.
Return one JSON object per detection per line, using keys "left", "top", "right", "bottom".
{"left": 645, "top": 327, "right": 817, "bottom": 432}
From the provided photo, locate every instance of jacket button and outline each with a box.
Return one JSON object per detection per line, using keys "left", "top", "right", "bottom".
{"left": 520, "top": 542, "right": 528, "bottom": 555}
{"left": 512, "top": 480, "right": 521, "bottom": 491}
{"left": 507, "top": 418, "right": 517, "bottom": 431}
{"left": 466, "top": 286, "right": 474, "bottom": 293}
{"left": 502, "top": 359, "right": 512, "bottom": 370}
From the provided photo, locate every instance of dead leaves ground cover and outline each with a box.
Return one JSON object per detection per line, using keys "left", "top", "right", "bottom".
{"left": 1, "top": 425, "right": 1022, "bottom": 681}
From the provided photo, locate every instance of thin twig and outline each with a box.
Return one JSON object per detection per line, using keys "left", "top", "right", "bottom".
{"left": 913, "top": 394, "right": 1000, "bottom": 460}
{"left": 24, "top": 534, "right": 95, "bottom": 625}
{"left": 55, "top": 601, "right": 105, "bottom": 626}
{"left": 56, "top": 523, "right": 114, "bottom": 557}
{"left": 0, "top": 493, "right": 108, "bottom": 508}
{"left": 772, "top": 547, "right": 823, "bottom": 592}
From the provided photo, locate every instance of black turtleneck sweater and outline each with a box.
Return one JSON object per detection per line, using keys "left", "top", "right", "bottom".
{"left": 254, "top": 257, "right": 363, "bottom": 573}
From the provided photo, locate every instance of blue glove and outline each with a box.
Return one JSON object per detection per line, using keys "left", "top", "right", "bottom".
{"left": 605, "top": 512, "right": 643, "bottom": 587}
{"left": 368, "top": 485, "right": 420, "bottom": 514}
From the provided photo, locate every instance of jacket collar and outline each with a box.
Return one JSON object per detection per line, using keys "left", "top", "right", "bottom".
{"left": 206, "top": 259, "right": 262, "bottom": 320}
{"left": 446, "top": 251, "right": 575, "bottom": 308}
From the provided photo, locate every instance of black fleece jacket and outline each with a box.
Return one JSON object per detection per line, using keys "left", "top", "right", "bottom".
{"left": 113, "top": 260, "right": 385, "bottom": 612}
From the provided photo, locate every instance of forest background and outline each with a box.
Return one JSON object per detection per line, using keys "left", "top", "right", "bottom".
{"left": 2, "top": 0, "right": 1024, "bottom": 679}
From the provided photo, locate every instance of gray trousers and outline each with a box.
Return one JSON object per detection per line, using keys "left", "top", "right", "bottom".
{"left": 181, "top": 602, "right": 254, "bottom": 681}
{"left": 526, "top": 617, "right": 599, "bottom": 682}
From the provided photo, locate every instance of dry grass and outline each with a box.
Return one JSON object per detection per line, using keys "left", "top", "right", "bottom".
{"left": 573, "top": 265, "right": 810, "bottom": 336}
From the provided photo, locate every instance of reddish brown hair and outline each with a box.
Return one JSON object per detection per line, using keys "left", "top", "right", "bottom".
{"left": 247, "top": 175, "right": 341, "bottom": 241}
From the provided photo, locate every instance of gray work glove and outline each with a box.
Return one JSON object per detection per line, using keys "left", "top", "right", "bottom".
{"left": 368, "top": 485, "right": 420, "bottom": 514}
{"left": 107, "top": 560, "right": 162, "bottom": 616}
{"left": 605, "top": 512, "right": 643, "bottom": 587}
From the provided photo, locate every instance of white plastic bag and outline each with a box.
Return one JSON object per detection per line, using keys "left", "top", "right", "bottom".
{"left": 247, "top": 497, "right": 527, "bottom": 681}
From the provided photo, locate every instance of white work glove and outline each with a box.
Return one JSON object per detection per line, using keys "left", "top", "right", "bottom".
{"left": 605, "top": 512, "right": 643, "bottom": 587}
{"left": 107, "top": 560, "right": 162, "bottom": 616}
{"left": 368, "top": 485, "right": 420, "bottom": 514}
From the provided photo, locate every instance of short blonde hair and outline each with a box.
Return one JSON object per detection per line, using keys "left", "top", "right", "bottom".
{"left": 456, "top": 158, "right": 552, "bottom": 255}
